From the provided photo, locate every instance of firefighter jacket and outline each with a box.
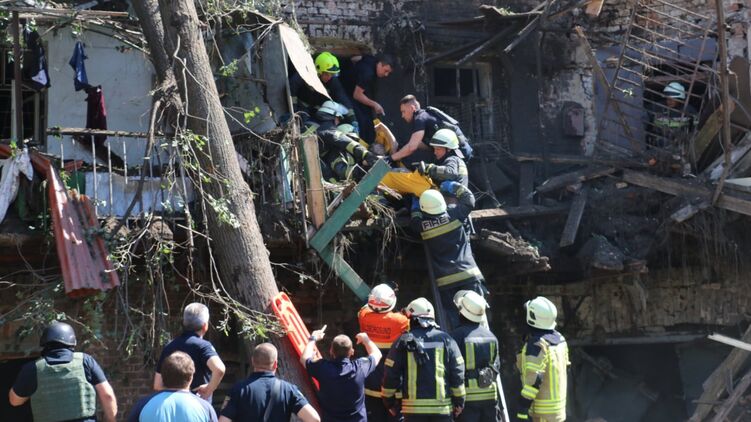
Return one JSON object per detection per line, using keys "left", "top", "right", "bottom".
{"left": 451, "top": 322, "right": 500, "bottom": 403}
{"left": 425, "top": 154, "right": 469, "bottom": 187}
{"left": 358, "top": 306, "right": 410, "bottom": 398}
{"left": 648, "top": 104, "right": 698, "bottom": 148}
{"left": 411, "top": 183, "right": 483, "bottom": 289}
{"left": 515, "top": 328, "right": 569, "bottom": 421}
{"left": 382, "top": 324, "right": 466, "bottom": 415}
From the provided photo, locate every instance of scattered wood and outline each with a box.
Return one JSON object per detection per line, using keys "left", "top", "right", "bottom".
{"left": 622, "top": 170, "right": 751, "bottom": 217}
{"left": 301, "top": 135, "right": 326, "bottom": 229}
{"left": 477, "top": 229, "right": 550, "bottom": 274}
{"left": 469, "top": 204, "right": 569, "bottom": 221}
{"left": 518, "top": 162, "right": 535, "bottom": 205}
{"left": 709, "top": 333, "right": 751, "bottom": 352}
{"left": 692, "top": 103, "right": 734, "bottom": 161}
{"left": 577, "top": 234, "right": 625, "bottom": 271}
{"left": 710, "top": 369, "right": 751, "bottom": 422}
{"left": 670, "top": 200, "right": 710, "bottom": 223}
{"left": 47, "top": 127, "right": 156, "bottom": 138}
{"left": 705, "top": 133, "right": 751, "bottom": 181}
{"left": 689, "top": 325, "right": 751, "bottom": 422}
{"left": 514, "top": 152, "right": 645, "bottom": 168}
{"left": 537, "top": 167, "right": 616, "bottom": 194}
{"left": 725, "top": 178, "right": 751, "bottom": 194}
{"left": 559, "top": 187, "right": 588, "bottom": 247}
{"left": 585, "top": 0, "right": 605, "bottom": 17}
{"left": 456, "top": 25, "right": 518, "bottom": 66}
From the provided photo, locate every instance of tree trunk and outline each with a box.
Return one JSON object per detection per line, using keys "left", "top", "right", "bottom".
{"left": 132, "top": 0, "right": 317, "bottom": 401}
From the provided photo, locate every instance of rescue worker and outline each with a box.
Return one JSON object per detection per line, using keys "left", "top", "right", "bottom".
{"left": 9, "top": 321, "right": 118, "bottom": 422}
{"left": 343, "top": 53, "right": 395, "bottom": 144}
{"left": 382, "top": 297, "right": 466, "bottom": 421}
{"left": 648, "top": 81, "right": 697, "bottom": 176}
{"left": 450, "top": 291, "right": 501, "bottom": 422}
{"left": 301, "top": 327, "right": 381, "bottom": 422}
{"left": 411, "top": 183, "right": 485, "bottom": 329}
{"left": 515, "top": 297, "right": 569, "bottom": 422}
{"left": 309, "top": 101, "right": 378, "bottom": 182}
{"left": 358, "top": 283, "right": 410, "bottom": 422}
{"left": 389, "top": 95, "right": 472, "bottom": 165}
{"left": 417, "top": 129, "right": 469, "bottom": 187}
{"left": 289, "top": 51, "right": 356, "bottom": 125}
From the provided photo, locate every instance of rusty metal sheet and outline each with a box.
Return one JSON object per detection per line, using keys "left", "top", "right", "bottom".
{"left": 279, "top": 23, "right": 329, "bottom": 99}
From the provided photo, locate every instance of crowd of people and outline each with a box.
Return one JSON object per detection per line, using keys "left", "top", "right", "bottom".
{"left": 9, "top": 296, "right": 568, "bottom": 422}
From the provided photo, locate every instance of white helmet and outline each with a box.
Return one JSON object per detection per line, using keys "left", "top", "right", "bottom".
{"left": 524, "top": 296, "right": 557, "bottom": 330}
{"left": 368, "top": 284, "right": 397, "bottom": 313}
{"left": 419, "top": 190, "right": 447, "bottom": 215}
{"left": 405, "top": 297, "right": 435, "bottom": 319}
{"left": 663, "top": 82, "right": 686, "bottom": 100}
{"left": 453, "top": 290, "right": 487, "bottom": 323}
{"left": 316, "top": 101, "right": 348, "bottom": 121}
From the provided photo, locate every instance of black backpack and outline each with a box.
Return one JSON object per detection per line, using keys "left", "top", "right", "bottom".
{"left": 425, "top": 106, "right": 473, "bottom": 160}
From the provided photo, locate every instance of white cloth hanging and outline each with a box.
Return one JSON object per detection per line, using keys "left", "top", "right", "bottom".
{"left": 0, "top": 148, "right": 34, "bottom": 223}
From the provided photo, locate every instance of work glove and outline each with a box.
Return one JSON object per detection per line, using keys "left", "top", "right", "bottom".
{"left": 440, "top": 180, "right": 461, "bottom": 196}
{"left": 417, "top": 161, "right": 433, "bottom": 176}
{"left": 381, "top": 155, "right": 395, "bottom": 167}
{"left": 411, "top": 196, "right": 421, "bottom": 213}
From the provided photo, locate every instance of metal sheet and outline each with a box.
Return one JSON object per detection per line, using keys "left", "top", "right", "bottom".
{"left": 279, "top": 24, "right": 329, "bottom": 99}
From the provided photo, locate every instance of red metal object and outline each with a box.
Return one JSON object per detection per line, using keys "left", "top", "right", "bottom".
{"left": 271, "top": 292, "right": 321, "bottom": 390}
{"left": 0, "top": 146, "right": 119, "bottom": 298}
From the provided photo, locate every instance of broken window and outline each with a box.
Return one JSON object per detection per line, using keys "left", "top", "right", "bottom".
{"left": 0, "top": 48, "right": 46, "bottom": 142}
{"left": 431, "top": 66, "right": 484, "bottom": 99}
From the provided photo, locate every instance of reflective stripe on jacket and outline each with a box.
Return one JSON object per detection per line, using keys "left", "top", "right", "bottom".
{"left": 451, "top": 323, "right": 499, "bottom": 403}
{"left": 516, "top": 330, "right": 569, "bottom": 419}
{"left": 358, "top": 306, "right": 409, "bottom": 398}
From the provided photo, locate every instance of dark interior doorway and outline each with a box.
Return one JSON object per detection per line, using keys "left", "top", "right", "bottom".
{"left": 0, "top": 358, "right": 35, "bottom": 422}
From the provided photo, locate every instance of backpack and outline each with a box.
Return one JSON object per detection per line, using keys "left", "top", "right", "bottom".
{"left": 425, "top": 106, "right": 473, "bottom": 160}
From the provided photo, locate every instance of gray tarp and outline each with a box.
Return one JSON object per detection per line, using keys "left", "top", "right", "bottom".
{"left": 279, "top": 23, "right": 329, "bottom": 99}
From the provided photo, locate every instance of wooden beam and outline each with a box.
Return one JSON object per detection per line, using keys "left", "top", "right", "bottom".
{"left": 47, "top": 127, "right": 156, "bottom": 138}
{"left": 513, "top": 152, "right": 645, "bottom": 168}
{"left": 12, "top": 11, "right": 22, "bottom": 141}
{"left": 456, "top": 25, "right": 517, "bottom": 66}
{"left": 518, "top": 162, "right": 535, "bottom": 205}
{"left": 693, "top": 104, "right": 733, "bottom": 161}
{"left": 709, "top": 333, "right": 751, "bottom": 352}
{"left": 310, "top": 159, "right": 389, "bottom": 251}
{"left": 560, "top": 188, "right": 588, "bottom": 247}
{"left": 705, "top": 132, "right": 751, "bottom": 181}
{"left": 318, "top": 245, "right": 370, "bottom": 301}
{"left": 689, "top": 325, "right": 751, "bottom": 421}
{"left": 725, "top": 178, "right": 751, "bottom": 194}
{"left": 622, "top": 170, "right": 751, "bottom": 217}
{"left": 710, "top": 369, "right": 751, "bottom": 422}
{"left": 470, "top": 204, "right": 569, "bottom": 221}
{"left": 585, "top": 0, "right": 604, "bottom": 17}
{"left": 300, "top": 135, "right": 326, "bottom": 229}
{"left": 670, "top": 200, "right": 710, "bottom": 223}
{"left": 537, "top": 167, "right": 615, "bottom": 194}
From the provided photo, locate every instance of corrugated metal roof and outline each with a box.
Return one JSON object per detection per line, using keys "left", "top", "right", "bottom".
{"left": 0, "top": 146, "right": 119, "bottom": 297}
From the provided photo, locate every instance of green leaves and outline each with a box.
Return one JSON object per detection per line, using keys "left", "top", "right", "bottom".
{"left": 243, "top": 106, "right": 261, "bottom": 123}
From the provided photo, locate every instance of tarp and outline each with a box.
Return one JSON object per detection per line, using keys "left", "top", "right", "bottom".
{"left": 0, "top": 148, "right": 33, "bottom": 223}
{"left": 279, "top": 24, "right": 329, "bottom": 99}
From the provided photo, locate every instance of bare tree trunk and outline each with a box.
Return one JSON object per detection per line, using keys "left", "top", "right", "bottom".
{"left": 132, "top": 0, "right": 317, "bottom": 401}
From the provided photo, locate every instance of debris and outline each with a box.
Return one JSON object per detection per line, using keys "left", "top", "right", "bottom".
{"left": 577, "top": 234, "right": 625, "bottom": 271}
{"left": 469, "top": 204, "right": 569, "bottom": 221}
{"left": 585, "top": 0, "right": 605, "bottom": 18}
{"left": 519, "top": 162, "right": 535, "bottom": 205}
{"left": 536, "top": 167, "right": 616, "bottom": 194}
{"left": 693, "top": 104, "right": 734, "bottom": 162}
{"left": 477, "top": 229, "right": 550, "bottom": 274}
{"left": 560, "top": 187, "right": 588, "bottom": 247}
{"left": 670, "top": 201, "right": 710, "bottom": 223}
{"left": 708, "top": 333, "right": 751, "bottom": 352}
{"left": 615, "top": 182, "right": 628, "bottom": 189}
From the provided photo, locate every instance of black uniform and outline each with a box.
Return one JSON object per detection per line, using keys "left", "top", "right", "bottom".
{"left": 451, "top": 322, "right": 501, "bottom": 422}
{"left": 411, "top": 182, "right": 485, "bottom": 329}
{"left": 424, "top": 153, "right": 469, "bottom": 187}
{"left": 345, "top": 55, "right": 379, "bottom": 144}
{"left": 382, "top": 322, "right": 466, "bottom": 421}
{"left": 304, "top": 121, "right": 375, "bottom": 182}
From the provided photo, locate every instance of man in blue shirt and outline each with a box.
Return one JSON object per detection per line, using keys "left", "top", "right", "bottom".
{"left": 129, "top": 351, "right": 217, "bottom": 422}
{"left": 219, "top": 343, "right": 320, "bottom": 422}
{"left": 154, "top": 303, "right": 226, "bottom": 403}
{"left": 301, "top": 327, "right": 382, "bottom": 422}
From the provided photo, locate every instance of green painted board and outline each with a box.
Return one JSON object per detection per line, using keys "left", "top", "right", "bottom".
{"left": 310, "top": 159, "right": 389, "bottom": 252}
{"left": 318, "top": 245, "right": 370, "bottom": 301}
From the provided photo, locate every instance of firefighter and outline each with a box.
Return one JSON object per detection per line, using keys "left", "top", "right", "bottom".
{"left": 308, "top": 101, "right": 377, "bottom": 181}
{"left": 9, "top": 321, "right": 118, "bottom": 422}
{"left": 516, "top": 297, "right": 569, "bottom": 422}
{"left": 289, "top": 51, "right": 356, "bottom": 126}
{"left": 648, "top": 81, "right": 698, "bottom": 176}
{"left": 451, "top": 291, "right": 501, "bottom": 422}
{"left": 382, "top": 297, "right": 466, "bottom": 422}
{"left": 411, "top": 183, "right": 485, "bottom": 329}
{"left": 417, "top": 129, "right": 469, "bottom": 187}
{"left": 358, "top": 283, "right": 410, "bottom": 422}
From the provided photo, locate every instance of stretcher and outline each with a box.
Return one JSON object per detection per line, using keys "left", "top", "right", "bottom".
{"left": 271, "top": 292, "right": 321, "bottom": 389}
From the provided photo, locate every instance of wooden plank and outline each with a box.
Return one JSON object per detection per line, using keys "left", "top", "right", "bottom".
{"left": 537, "top": 167, "right": 616, "bottom": 194}
{"left": 470, "top": 205, "right": 569, "bottom": 221}
{"left": 705, "top": 132, "right": 751, "bottom": 181}
{"left": 693, "top": 103, "right": 734, "bottom": 160}
{"left": 725, "top": 178, "right": 751, "bottom": 194}
{"left": 513, "top": 152, "right": 646, "bottom": 168}
{"left": 318, "top": 245, "right": 370, "bottom": 301}
{"left": 622, "top": 170, "right": 751, "bottom": 217}
{"left": 585, "top": 0, "right": 604, "bottom": 17}
{"left": 518, "top": 162, "right": 535, "bottom": 205}
{"left": 670, "top": 200, "right": 710, "bottom": 223}
{"left": 310, "top": 159, "right": 389, "bottom": 251}
{"left": 560, "top": 188, "right": 588, "bottom": 247}
{"left": 709, "top": 333, "right": 751, "bottom": 352}
{"left": 300, "top": 135, "right": 326, "bottom": 229}
{"left": 689, "top": 325, "right": 751, "bottom": 421}
{"left": 710, "top": 369, "right": 751, "bottom": 422}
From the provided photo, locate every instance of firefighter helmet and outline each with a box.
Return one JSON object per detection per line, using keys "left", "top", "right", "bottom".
{"left": 40, "top": 321, "right": 77, "bottom": 347}
{"left": 429, "top": 129, "right": 460, "bottom": 150}
{"left": 315, "top": 52, "right": 340, "bottom": 75}
{"left": 524, "top": 296, "right": 557, "bottom": 330}
{"left": 405, "top": 297, "right": 435, "bottom": 319}
{"left": 368, "top": 283, "right": 397, "bottom": 313}
{"left": 419, "top": 189, "right": 447, "bottom": 215}
{"left": 454, "top": 290, "right": 487, "bottom": 323}
{"left": 663, "top": 82, "right": 686, "bottom": 100}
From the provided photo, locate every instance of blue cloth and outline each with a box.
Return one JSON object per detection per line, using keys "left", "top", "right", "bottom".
{"left": 12, "top": 347, "right": 108, "bottom": 422}
{"left": 127, "top": 390, "right": 217, "bottom": 422}
{"left": 306, "top": 356, "right": 376, "bottom": 422}
{"left": 156, "top": 331, "right": 219, "bottom": 394}
{"left": 69, "top": 41, "right": 89, "bottom": 91}
{"left": 220, "top": 371, "right": 309, "bottom": 422}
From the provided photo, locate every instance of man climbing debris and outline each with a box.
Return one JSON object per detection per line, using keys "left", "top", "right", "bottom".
{"left": 382, "top": 297, "right": 466, "bottom": 422}
{"left": 515, "top": 297, "right": 569, "bottom": 422}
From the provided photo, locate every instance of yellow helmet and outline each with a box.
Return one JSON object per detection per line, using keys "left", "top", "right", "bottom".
{"left": 315, "top": 52, "right": 340, "bottom": 75}
{"left": 419, "top": 189, "right": 447, "bottom": 215}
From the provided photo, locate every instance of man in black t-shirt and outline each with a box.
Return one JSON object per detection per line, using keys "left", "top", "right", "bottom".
{"left": 219, "top": 343, "right": 320, "bottom": 422}
{"left": 343, "top": 53, "right": 395, "bottom": 144}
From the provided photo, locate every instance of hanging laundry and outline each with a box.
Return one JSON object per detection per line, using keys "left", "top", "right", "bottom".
{"left": 0, "top": 148, "right": 33, "bottom": 224}
{"left": 23, "top": 28, "right": 50, "bottom": 90}
{"left": 75, "top": 86, "right": 125, "bottom": 168}
{"left": 68, "top": 41, "right": 90, "bottom": 91}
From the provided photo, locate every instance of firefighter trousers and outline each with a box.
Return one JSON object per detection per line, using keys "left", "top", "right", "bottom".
{"left": 366, "top": 396, "right": 403, "bottom": 422}
{"left": 403, "top": 415, "right": 452, "bottom": 422}
{"left": 456, "top": 401, "right": 500, "bottom": 422}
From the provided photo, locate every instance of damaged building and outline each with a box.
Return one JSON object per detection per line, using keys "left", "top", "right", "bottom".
{"left": 1, "top": 0, "right": 751, "bottom": 421}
